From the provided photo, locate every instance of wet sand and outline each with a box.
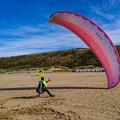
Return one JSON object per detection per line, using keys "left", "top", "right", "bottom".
{"left": 0, "top": 72, "right": 120, "bottom": 120}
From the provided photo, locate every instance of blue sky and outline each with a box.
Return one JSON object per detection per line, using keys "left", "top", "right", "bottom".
{"left": 0, "top": 0, "right": 120, "bottom": 57}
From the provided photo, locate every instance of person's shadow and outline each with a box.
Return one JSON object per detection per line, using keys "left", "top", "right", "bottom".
{"left": 12, "top": 95, "right": 49, "bottom": 99}
{"left": 12, "top": 95, "right": 38, "bottom": 99}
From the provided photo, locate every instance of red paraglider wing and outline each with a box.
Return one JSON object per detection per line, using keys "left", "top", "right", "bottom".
{"left": 49, "top": 11, "right": 120, "bottom": 88}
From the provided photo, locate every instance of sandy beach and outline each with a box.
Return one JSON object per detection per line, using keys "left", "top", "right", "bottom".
{"left": 0, "top": 72, "right": 120, "bottom": 120}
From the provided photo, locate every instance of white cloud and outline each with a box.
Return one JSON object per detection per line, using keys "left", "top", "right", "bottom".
{"left": 0, "top": 25, "right": 43, "bottom": 37}
{"left": 0, "top": 24, "right": 87, "bottom": 57}
{"left": 101, "top": 19, "right": 120, "bottom": 44}
{"left": 90, "top": 6, "right": 115, "bottom": 21}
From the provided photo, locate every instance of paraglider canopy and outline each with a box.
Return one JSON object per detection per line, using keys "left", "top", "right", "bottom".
{"left": 49, "top": 11, "right": 120, "bottom": 88}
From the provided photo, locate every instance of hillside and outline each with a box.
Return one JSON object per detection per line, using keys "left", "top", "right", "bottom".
{"left": 0, "top": 46, "right": 120, "bottom": 71}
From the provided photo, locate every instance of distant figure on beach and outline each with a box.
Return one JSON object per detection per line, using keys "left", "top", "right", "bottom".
{"left": 36, "top": 70, "right": 44, "bottom": 76}
{"left": 36, "top": 77, "right": 55, "bottom": 97}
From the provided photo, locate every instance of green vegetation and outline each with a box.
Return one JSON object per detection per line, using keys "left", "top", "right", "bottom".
{"left": 0, "top": 46, "right": 120, "bottom": 71}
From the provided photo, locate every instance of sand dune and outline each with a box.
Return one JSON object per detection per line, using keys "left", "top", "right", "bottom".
{"left": 0, "top": 72, "right": 120, "bottom": 120}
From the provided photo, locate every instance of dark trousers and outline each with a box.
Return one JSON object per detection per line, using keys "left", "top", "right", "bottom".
{"left": 36, "top": 87, "right": 53, "bottom": 97}
{"left": 43, "top": 88, "right": 53, "bottom": 96}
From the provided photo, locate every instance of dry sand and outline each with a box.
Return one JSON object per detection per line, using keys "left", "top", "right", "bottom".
{"left": 0, "top": 72, "right": 120, "bottom": 120}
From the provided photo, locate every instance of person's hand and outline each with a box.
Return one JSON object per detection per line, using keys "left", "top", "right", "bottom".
{"left": 48, "top": 78, "right": 51, "bottom": 81}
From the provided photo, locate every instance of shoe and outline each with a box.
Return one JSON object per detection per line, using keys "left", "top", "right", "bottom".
{"left": 50, "top": 95, "right": 55, "bottom": 97}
